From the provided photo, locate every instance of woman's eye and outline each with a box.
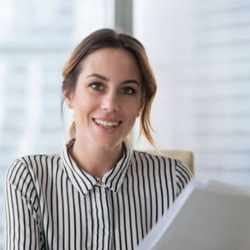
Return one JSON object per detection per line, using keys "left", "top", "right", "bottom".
{"left": 89, "top": 82, "right": 104, "bottom": 91}
{"left": 121, "top": 87, "right": 136, "bottom": 95}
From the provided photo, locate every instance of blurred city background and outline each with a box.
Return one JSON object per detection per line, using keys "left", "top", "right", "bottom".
{"left": 0, "top": 0, "right": 250, "bottom": 245}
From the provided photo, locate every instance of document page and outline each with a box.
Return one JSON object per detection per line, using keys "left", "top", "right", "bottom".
{"left": 137, "top": 180, "right": 250, "bottom": 250}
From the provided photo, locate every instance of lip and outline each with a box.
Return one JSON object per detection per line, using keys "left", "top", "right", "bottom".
{"left": 92, "top": 117, "right": 122, "bottom": 123}
{"left": 92, "top": 117, "right": 122, "bottom": 134}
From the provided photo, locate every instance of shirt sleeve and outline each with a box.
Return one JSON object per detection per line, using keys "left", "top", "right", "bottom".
{"left": 174, "top": 159, "right": 193, "bottom": 197}
{"left": 5, "top": 159, "right": 44, "bottom": 250}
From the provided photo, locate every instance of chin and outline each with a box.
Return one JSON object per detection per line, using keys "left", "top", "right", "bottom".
{"left": 93, "top": 138, "right": 123, "bottom": 151}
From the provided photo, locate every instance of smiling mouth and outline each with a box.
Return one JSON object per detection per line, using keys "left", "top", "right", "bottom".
{"left": 93, "top": 118, "right": 122, "bottom": 129}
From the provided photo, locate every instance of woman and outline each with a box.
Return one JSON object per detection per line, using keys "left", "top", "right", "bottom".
{"left": 5, "top": 28, "right": 192, "bottom": 250}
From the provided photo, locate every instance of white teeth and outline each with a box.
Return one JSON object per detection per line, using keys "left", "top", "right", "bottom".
{"left": 94, "top": 119, "right": 119, "bottom": 127}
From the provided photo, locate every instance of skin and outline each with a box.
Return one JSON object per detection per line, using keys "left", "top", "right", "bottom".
{"left": 65, "top": 48, "right": 142, "bottom": 177}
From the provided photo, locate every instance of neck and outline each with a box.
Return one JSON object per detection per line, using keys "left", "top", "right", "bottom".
{"left": 69, "top": 139, "right": 123, "bottom": 178}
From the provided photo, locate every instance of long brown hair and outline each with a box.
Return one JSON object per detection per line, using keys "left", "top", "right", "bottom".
{"left": 62, "top": 28, "right": 157, "bottom": 146}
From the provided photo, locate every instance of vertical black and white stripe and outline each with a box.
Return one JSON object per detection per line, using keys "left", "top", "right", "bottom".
{"left": 5, "top": 141, "right": 192, "bottom": 250}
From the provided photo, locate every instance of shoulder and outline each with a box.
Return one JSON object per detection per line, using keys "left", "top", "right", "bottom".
{"left": 133, "top": 150, "right": 167, "bottom": 162}
{"left": 130, "top": 150, "right": 192, "bottom": 198}
{"left": 6, "top": 153, "right": 61, "bottom": 190}
{"left": 132, "top": 150, "right": 183, "bottom": 168}
{"left": 132, "top": 149, "right": 193, "bottom": 182}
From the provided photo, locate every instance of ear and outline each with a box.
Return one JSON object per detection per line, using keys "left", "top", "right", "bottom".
{"left": 64, "top": 91, "right": 74, "bottom": 109}
{"left": 136, "top": 108, "right": 141, "bottom": 118}
{"left": 137, "top": 102, "right": 144, "bottom": 117}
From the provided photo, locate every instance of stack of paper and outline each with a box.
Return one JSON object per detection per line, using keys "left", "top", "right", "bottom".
{"left": 137, "top": 179, "right": 250, "bottom": 250}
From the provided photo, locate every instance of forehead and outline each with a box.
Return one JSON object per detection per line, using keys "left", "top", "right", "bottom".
{"left": 79, "top": 48, "right": 141, "bottom": 80}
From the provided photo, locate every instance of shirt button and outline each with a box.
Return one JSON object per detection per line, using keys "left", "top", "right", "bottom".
{"left": 98, "top": 180, "right": 104, "bottom": 185}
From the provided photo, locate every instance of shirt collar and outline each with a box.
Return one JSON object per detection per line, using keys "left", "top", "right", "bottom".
{"left": 61, "top": 140, "right": 133, "bottom": 196}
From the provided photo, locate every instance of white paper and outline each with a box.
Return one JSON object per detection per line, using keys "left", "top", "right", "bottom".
{"left": 136, "top": 179, "right": 250, "bottom": 250}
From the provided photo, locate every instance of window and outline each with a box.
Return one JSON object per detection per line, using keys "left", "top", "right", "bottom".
{"left": 133, "top": 0, "right": 250, "bottom": 187}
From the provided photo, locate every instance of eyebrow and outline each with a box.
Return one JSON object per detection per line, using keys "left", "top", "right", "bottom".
{"left": 87, "top": 73, "right": 140, "bottom": 86}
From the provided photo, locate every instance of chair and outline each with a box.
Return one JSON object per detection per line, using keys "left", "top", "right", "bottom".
{"left": 146, "top": 150, "right": 194, "bottom": 175}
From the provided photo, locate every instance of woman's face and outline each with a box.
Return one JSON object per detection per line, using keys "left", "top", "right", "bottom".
{"left": 66, "top": 48, "right": 142, "bottom": 150}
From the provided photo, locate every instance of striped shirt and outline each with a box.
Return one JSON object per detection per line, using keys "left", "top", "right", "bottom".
{"left": 5, "top": 140, "right": 192, "bottom": 250}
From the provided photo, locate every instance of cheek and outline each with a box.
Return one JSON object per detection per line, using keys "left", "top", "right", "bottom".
{"left": 124, "top": 104, "right": 140, "bottom": 121}
{"left": 128, "top": 99, "right": 140, "bottom": 114}
{"left": 73, "top": 92, "right": 99, "bottom": 111}
{"left": 73, "top": 101, "right": 96, "bottom": 125}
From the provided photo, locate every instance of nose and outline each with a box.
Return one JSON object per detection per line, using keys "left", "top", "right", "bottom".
{"left": 101, "top": 92, "right": 120, "bottom": 112}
